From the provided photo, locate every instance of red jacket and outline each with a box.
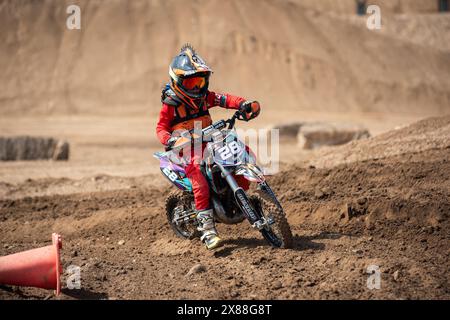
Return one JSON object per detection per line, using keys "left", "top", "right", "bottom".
{"left": 156, "top": 90, "right": 245, "bottom": 145}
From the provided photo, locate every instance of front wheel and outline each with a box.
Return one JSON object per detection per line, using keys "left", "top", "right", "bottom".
{"left": 249, "top": 195, "right": 293, "bottom": 248}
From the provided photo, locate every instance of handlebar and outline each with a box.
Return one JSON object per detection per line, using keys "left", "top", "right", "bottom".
{"left": 188, "top": 109, "right": 245, "bottom": 136}
{"left": 165, "top": 110, "right": 246, "bottom": 152}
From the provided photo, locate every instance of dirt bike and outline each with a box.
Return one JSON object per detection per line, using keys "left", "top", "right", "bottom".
{"left": 153, "top": 109, "right": 293, "bottom": 248}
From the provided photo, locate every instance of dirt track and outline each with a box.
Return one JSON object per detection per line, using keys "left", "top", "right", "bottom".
{"left": 1, "top": 0, "right": 449, "bottom": 301}
{"left": 0, "top": 117, "right": 449, "bottom": 300}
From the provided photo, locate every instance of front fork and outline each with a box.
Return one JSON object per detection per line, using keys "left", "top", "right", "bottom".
{"left": 217, "top": 164, "right": 270, "bottom": 230}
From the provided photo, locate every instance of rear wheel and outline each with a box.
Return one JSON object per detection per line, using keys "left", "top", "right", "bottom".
{"left": 165, "top": 190, "right": 199, "bottom": 240}
{"left": 249, "top": 195, "right": 293, "bottom": 248}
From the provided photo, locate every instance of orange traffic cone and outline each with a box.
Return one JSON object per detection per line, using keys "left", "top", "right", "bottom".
{"left": 0, "top": 233, "right": 62, "bottom": 295}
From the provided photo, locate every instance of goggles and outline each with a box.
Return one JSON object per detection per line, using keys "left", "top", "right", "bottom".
{"left": 182, "top": 76, "right": 207, "bottom": 90}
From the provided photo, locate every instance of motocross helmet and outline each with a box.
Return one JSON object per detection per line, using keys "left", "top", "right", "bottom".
{"left": 169, "top": 44, "right": 212, "bottom": 111}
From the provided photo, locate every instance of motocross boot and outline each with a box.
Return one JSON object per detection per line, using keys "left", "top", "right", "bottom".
{"left": 196, "top": 209, "right": 222, "bottom": 250}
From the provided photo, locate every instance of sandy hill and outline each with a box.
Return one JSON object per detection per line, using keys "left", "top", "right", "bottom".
{"left": 0, "top": 0, "right": 449, "bottom": 118}
{"left": 308, "top": 115, "right": 450, "bottom": 168}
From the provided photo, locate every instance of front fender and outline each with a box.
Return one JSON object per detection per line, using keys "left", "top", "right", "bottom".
{"left": 234, "top": 163, "right": 265, "bottom": 183}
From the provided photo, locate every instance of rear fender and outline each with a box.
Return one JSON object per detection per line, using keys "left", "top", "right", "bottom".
{"left": 155, "top": 152, "right": 192, "bottom": 192}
